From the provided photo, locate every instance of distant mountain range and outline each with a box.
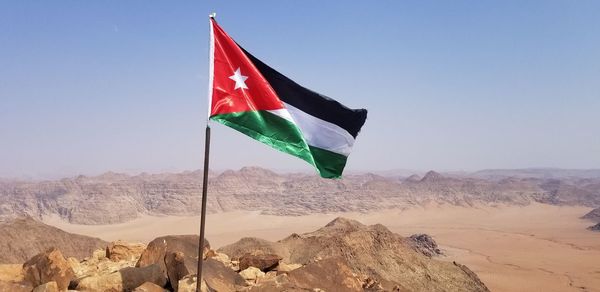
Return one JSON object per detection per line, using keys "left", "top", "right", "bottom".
{"left": 0, "top": 167, "right": 599, "bottom": 225}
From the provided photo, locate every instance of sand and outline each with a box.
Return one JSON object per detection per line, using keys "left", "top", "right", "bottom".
{"left": 45, "top": 204, "right": 600, "bottom": 292}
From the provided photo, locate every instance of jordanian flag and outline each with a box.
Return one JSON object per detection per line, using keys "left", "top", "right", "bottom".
{"left": 208, "top": 18, "right": 367, "bottom": 178}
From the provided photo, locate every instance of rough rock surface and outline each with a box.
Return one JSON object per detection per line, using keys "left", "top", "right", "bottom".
{"left": 587, "top": 223, "right": 600, "bottom": 232}
{"left": 32, "top": 281, "right": 58, "bottom": 292}
{"left": 408, "top": 234, "right": 443, "bottom": 257}
{"left": 132, "top": 281, "right": 168, "bottom": 292}
{"left": 76, "top": 264, "right": 165, "bottom": 291}
{"left": 164, "top": 251, "right": 189, "bottom": 291}
{"left": 285, "top": 257, "right": 363, "bottom": 292}
{"left": 0, "top": 216, "right": 107, "bottom": 264}
{"left": 221, "top": 217, "right": 489, "bottom": 292}
{"left": 581, "top": 207, "right": 600, "bottom": 223}
{"left": 2, "top": 167, "right": 599, "bottom": 224}
{"left": 106, "top": 240, "right": 146, "bottom": 262}
{"left": 22, "top": 248, "right": 74, "bottom": 291}
{"left": 136, "top": 235, "right": 210, "bottom": 287}
{"left": 238, "top": 253, "right": 281, "bottom": 272}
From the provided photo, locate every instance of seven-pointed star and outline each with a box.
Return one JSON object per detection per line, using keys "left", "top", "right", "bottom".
{"left": 228, "top": 67, "right": 248, "bottom": 90}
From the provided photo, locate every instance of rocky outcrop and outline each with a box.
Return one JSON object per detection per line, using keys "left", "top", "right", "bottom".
{"left": 76, "top": 264, "right": 165, "bottom": 291}
{"left": 133, "top": 281, "right": 168, "bottom": 292}
{"left": 221, "top": 217, "right": 489, "bottom": 292}
{"left": 1, "top": 167, "right": 599, "bottom": 225}
{"left": 581, "top": 207, "right": 600, "bottom": 223}
{"left": 106, "top": 240, "right": 146, "bottom": 262}
{"left": 136, "top": 235, "right": 210, "bottom": 289}
{"left": 238, "top": 253, "right": 281, "bottom": 272}
{"left": 0, "top": 216, "right": 107, "bottom": 264}
{"left": 22, "top": 248, "right": 74, "bottom": 291}
{"left": 285, "top": 257, "right": 364, "bottom": 292}
{"left": 408, "top": 234, "right": 443, "bottom": 257}
{"left": 32, "top": 281, "right": 58, "bottom": 292}
{"left": 0, "top": 217, "right": 491, "bottom": 292}
{"left": 587, "top": 223, "right": 600, "bottom": 232}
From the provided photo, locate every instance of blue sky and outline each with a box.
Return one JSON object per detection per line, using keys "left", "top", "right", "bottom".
{"left": 1, "top": 1, "right": 599, "bottom": 178}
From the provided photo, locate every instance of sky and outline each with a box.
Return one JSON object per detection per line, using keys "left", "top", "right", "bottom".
{"left": 1, "top": 1, "right": 599, "bottom": 178}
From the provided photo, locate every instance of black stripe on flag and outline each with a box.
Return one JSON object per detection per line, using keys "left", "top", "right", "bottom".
{"left": 240, "top": 47, "right": 367, "bottom": 139}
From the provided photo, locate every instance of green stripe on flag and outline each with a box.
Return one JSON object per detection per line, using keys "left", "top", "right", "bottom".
{"left": 210, "top": 110, "right": 347, "bottom": 179}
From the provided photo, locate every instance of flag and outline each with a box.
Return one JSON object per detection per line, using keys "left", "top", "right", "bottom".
{"left": 208, "top": 18, "right": 367, "bottom": 178}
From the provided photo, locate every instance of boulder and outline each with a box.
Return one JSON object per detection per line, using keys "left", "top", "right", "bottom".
{"left": 76, "top": 263, "right": 165, "bottom": 291}
{"left": 136, "top": 235, "right": 209, "bottom": 283}
{"left": 218, "top": 237, "right": 289, "bottom": 261}
{"left": 132, "top": 281, "right": 168, "bottom": 292}
{"left": 22, "top": 247, "right": 74, "bottom": 291}
{"left": 286, "top": 257, "right": 363, "bottom": 292}
{"left": 275, "top": 262, "right": 302, "bottom": 273}
{"left": 202, "top": 258, "right": 247, "bottom": 291}
{"left": 32, "top": 281, "right": 58, "bottom": 292}
{"left": 0, "top": 280, "right": 34, "bottom": 292}
{"left": 164, "top": 251, "right": 189, "bottom": 291}
{"left": 239, "top": 266, "right": 265, "bottom": 282}
{"left": 0, "top": 264, "right": 25, "bottom": 282}
{"left": 106, "top": 240, "right": 146, "bottom": 262}
{"left": 239, "top": 253, "right": 281, "bottom": 272}
{"left": 408, "top": 234, "right": 443, "bottom": 257}
{"left": 177, "top": 275, "right": 208, "bottom": 292}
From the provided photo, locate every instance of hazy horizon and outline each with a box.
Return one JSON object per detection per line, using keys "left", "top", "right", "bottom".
{"left": 2, "top": 1, "right": 599, "bottom": 178}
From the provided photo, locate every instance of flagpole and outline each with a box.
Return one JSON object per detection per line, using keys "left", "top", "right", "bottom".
{"left": 196, "top": 124, "right": 210, "bottom": 292}
{"left": 196, "top": 12, "right": 216, "bottom": 292}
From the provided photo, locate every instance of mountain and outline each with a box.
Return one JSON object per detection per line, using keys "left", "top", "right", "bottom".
{"left": 0, "top": 216, "right": 107, "bottom": 263}
{"left": 0, "top": 167, "right": 599, "bottom": 225}
{"left": 471, "top": 168, "right": 600, "bottom": 180}
{"left": 219, "top": 217, "right": 489, "bottom": 291}
{"left": 582, "top": 207, "right": 600, "bottom": 223}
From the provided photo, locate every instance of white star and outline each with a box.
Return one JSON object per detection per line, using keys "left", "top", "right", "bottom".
{"left": 228, "top": 67, "right": 248, "bottom": 90}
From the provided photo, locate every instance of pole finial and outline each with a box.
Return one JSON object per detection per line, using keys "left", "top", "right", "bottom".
{"left": 209, "top": 12, "right": 216, "bottom": 19}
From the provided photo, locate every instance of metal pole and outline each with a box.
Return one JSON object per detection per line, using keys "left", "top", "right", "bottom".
{"left": 196, "top": 125, "right": 211, "bottom": 292}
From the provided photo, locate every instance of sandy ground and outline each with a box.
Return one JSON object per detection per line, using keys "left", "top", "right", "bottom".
{"left": 45, "top": 204, "right": 600, "bottom": 292}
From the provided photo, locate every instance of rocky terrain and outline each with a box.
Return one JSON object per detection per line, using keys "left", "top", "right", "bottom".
{"left": 0, "top": 167, "right": 599, "bottom": 224}
{"left": 0, "top": 216, "right": 107, "bottom": 264}
{"left": 581, "top": 207, "right": 600, "bottom": 223}
{"left": 587, "top": 223, "right": 600, "bottom": 232}
{"left": 0, "top": 217, "right": 488, "bottom": 292}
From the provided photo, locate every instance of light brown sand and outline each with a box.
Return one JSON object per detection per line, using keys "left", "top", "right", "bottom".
{"left": 45, "top": 204, "right": 600, "bottom": 292}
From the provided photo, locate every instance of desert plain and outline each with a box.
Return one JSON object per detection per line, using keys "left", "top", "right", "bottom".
{"left": 45, "top": 203, "right": 600, "bottom": 292}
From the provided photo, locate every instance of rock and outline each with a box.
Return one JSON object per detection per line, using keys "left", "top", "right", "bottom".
{"left": 239, "top": 266, "right": 265, "bottom": 282}
{"left": 22, "top": 247, "right": 74, "bottom": 291}
{"left": 76, "top": 264, "right": 165, "bottom": 292}
{"left": 132, "top": 281, "right": 168, "bottom": 292}
{"left": 239, "top": 253, "right": 281, "bottom": 272}
{"left": 0, "top": 264, "right": 25, "bottom": 282}
{"left": 209, "top": 252, "right": 231, "bottom": 267}
{"left": 32, "top": 281, "right": 58, "bottom": 292}
{"left": 217, "top": 237, "right": 289, "bottom": 261}
{"left": 582, "top": 207, "right": 600, "bottom": 223}
{"left": 286, "top": 257, "right": 363, "bottom": 292}
{"left": 177, "top": 275, "right": 208, "bottom": 292}
{"left": 164, "top": 251, "right": 189, "bottom": 291}
{"left": 202, "top": 259, "right": 247, "bottom": 291}
{"left": 277, "top": 217, "right": 490, "bottom": 292}
{"left": 408, "top": 234, "right": 443, "bottom": 257}
{"left": 0, "top": 216, "right": 108, "bottom": 264}
{"left": 106, "top": 240, "right": 146, "bottom": 262}
{"left": 0, "top": 280, "right": 34, "bottom": 292}
{"left": 587, "top": 223, "right": 600, "bottom": 232}
{"left": 275, "top": 262, "right": 302, "bottom": 273}
{"left": 136, "top": 235, "right": 209, "bottom": 287}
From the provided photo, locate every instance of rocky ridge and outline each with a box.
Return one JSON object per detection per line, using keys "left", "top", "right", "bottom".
{"left": 0, "top": 216, "right": 107, "bottom": 264}
{"left": 1, "top": 167, "right": 599, "bottom": 224}
{"left": 0, "top": 217, "right": 488, "bottom": 292}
